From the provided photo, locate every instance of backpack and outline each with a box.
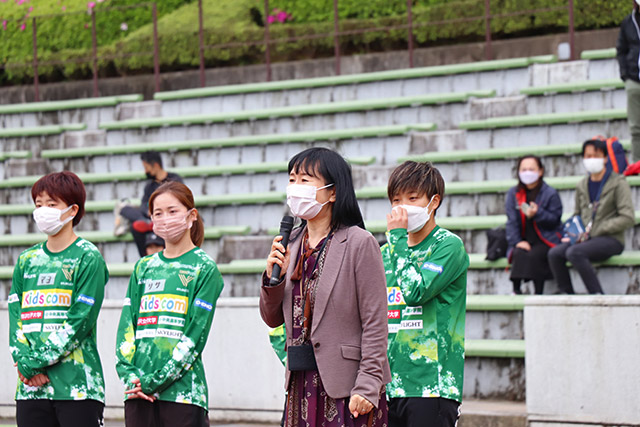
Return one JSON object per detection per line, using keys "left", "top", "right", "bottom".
{"left": 485, "top": 226, "right": 508, "bottom": 261}
{"left": 591, "top": 136, "right": 628, "bottom": 174}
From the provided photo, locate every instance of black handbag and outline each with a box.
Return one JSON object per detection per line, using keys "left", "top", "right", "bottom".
{"left": 287, "top": 342, "right": 318, "bottom": 371}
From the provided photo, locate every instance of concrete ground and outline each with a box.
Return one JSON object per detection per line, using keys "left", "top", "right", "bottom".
{"left": 0, "top": 399, "right": 527, "bottom": 426}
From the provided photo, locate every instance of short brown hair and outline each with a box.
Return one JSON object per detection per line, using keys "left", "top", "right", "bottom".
{"left": 148, "top": 182, "right": 204, "bottom": 247}
{"left": 387, "top": 161, "right": 445, "bottom": 214}
{"left": 31, "top": 171, "right": 86, "bottom": 227}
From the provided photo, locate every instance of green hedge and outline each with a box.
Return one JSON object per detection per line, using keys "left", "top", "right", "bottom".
{"left": 0, "top": 0, "right": 631, "bottom": 85}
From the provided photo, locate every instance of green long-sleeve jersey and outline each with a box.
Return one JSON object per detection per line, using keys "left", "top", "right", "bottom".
{"left": 8, "top": 237, "right": 108, "bottom": 402}
{"left": 115, "top": 247, "right": 224, "bottom": 410}
{"left": 382, "top": 226, "right": 469, "bottom": 402}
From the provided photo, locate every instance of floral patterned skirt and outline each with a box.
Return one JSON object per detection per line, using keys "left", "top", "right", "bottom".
{"left": 285, "top": 370, "right": 388, "bottom": 427}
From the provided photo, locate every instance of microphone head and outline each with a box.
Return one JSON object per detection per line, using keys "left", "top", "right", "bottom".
{"left": 280, "top": 215, "right": 294, "bottom": 230}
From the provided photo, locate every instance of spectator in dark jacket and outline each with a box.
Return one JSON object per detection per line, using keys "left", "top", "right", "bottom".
{"left": 617, "top": 0, "right": 640, "bottom": 162}
{"left": 548, "top": 139, "right": 635, "bottom": 294}
{"left": 506, "top": 155, "right": 563, "bottom": 294}
{"left": 113, "top": 151, "right": 183, "bottom": 257}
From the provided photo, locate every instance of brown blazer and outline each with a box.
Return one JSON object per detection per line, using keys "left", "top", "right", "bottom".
{"left": 260, "top": 225, "right": 391, "bottom": 407}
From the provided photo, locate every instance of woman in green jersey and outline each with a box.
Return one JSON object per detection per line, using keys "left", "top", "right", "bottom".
{"left": 116, "top": 181, "right": 224, "bottom": 427}
{"left": 8, "top": 171, "right": 108, "bottom": 427}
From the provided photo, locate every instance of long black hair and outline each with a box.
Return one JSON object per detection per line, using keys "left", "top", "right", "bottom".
{"left": 288, "top": 147, "right": 365, "bottom": 232}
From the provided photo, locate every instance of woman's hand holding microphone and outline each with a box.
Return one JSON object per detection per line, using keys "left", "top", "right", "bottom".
{"left": 266, "top": 235, "right": 291, "bottom": 281}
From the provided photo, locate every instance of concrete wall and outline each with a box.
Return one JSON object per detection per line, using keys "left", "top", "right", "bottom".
{"left": 524, "top": 296, "right": 640, "bottom": 426}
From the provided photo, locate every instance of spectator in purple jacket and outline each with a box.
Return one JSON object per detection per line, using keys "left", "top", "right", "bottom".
{"left": 505, "top": 155, "right": 563, "bottom": 294}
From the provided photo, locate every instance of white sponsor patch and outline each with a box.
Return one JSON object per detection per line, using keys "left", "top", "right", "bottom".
{"left": 156, "top": 328, "right": 184, "bottom": 339}
{"left": 400, "top": 319, "right": 423, "bottom": 330}
{"left": 135, "top": 329, "right": 157, "bottom": 340}
{"left": 388, "top": 323, "right": 400, "bottom": 334}
{"left": 144, "top": 279, "right": 166, "bottom": 294}
{"left": 23, "top": 323, "right": 42, "bottom": 333}
{"left": 123, "top": 298, "right": 131, "bottom": 307}
{"left": 45, "top": 310, "right": 68, "bottom": 320}
{"left": 403, "top": 307, "right": 423, "bottom": 316}
{"left": 37, "top": 273, "right": 57, "bottom": 286}
{"left": 8, "top": 294, "right": 19, "bottom": 304}
{"left": 159, "top": 316, "right": 185, "bottom": 327}
{"left": 43, "top": 323, "right": 64, "bottom": 332}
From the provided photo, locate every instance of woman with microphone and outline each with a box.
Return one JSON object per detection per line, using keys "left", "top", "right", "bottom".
{"left": 260, "top": 147, "right": 391, "bottom": 427}
{"left": 115, "top": 181, "right": 224, "bottom": 427}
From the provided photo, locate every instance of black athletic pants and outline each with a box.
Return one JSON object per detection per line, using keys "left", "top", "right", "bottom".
{"left": 121, "top": 205, "right": 149, "bottom": 257}
{"left": 388, "top": 397, "right": 460, "bottom": 427}
{"left": 16, "top": 399, "right": 104, "bottom": 427}
{"left": 124, "top": 399, "right": 209, "bottom": 427}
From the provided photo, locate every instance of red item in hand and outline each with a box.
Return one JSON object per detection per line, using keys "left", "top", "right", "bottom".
{"left": 132, "top": 220, "right": 154, "bottom": 233}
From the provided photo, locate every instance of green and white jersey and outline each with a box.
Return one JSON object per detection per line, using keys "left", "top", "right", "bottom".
{"left": 8, "top": 237, "right": 108, "bottom": 402}
{"left": 381, "top": 226, "right": 469, "bottom": 402}
{"left": 115, "top": 247, "right": 224, "bottom": 410}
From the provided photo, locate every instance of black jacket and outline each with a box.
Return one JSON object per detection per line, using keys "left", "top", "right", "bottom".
{"left": 141, "top": 172, "right": 183, "bottom": 216}
{"left": 617, "top": 9, "right": 640, "bottom": 82}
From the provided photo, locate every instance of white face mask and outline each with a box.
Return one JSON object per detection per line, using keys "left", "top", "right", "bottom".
{"left": 286, "top": 183, "right": 334, "bottom": 220}
{"left": 33, "top": 205, "right": 75, "bottom": 235}
{"left": 583, "top": 158, "right": 605, "bottom": 174}
{"left": 519, "top": 170, "right": 540, "bottom": 186}
{"left": 393, "top": 195, "right": 437, "bottom": 233}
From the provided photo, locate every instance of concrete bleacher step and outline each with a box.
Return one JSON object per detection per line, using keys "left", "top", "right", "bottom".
{"left": 0, "top": 95, "right": 143, "bottom": 130}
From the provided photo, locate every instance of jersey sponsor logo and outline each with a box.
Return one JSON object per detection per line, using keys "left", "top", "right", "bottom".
{"left": 37, "top": 273, "right": 57, "bottom": 286}
{"left": 159, "top": 315, "right": 185, "bottom": 327}
{"left": 135, "top": 328, "right": 184, "bottom": 340}
{"left": 8, "top": 294, "right": 19, "bottom": 304}
{"left": 77, "top": 294, "right": 95, "bottom": 306}
{"left": 23, "top": 323, "right": 42, "bottom": 333}
{"left": 139, "top": 294, "right": 188, "bottom": 314}
{"left": 156, "top": 328, "right": 184, "bottom": 339}
{"left": 137, "top": 316, "right": 158, "bottom": 326}
{"left": 388, "top": 319, "right": 423, "bottom": 334}
{"left": 388, "top": 310, "right": 401, "bottom": 319}
{"left": 123, "top": 297, "right": 131, "bottom": 306}
{"left": 43, "top": 323, "right": 64, "bottom": 332}
{"left": 144, "top": 279, "right": 166, "bottom": 294}
{"left": 23, "top": 273, "right": 36, "bottom": 279}
{"left": 22, "top": 289, "right": 72, "bottom": 308}
{"left": 421, "top": 262, "right": 443, "bottom": 274}
{"left": 403, "top": 307, "right": 423, "bottom": 316}
{"left": 179, "top": 274, "right": 195, "bottom": 288}
{"left": 61, "top": 267, "right": 74, "bottom": 281}
{"left": 194, "top": 298, "right": 212, "bottom": 312}
{"left": 45, "top": 310, "right": 68, "bottom": 320}
{"left": 21, "top": 311, "right": 43, "bottom": 321}
{"left": 387, "top": 287, "right": 406, "bottom": 306}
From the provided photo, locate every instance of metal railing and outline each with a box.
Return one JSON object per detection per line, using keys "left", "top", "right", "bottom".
{"left": 1, "top": 0, "right": 577, "bottom": 100}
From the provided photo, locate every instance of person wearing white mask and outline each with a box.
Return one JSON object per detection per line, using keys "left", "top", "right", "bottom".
{"left": 382, "top": 161, "right": 469, "bottom": 427}
{"left": 262, "top": 147, "right": 390, "bottom": 427}
{"left": 505, "top": 155, "right": 563, "bottom": 295}
{"left": 115, "top": 181, "right": 223, "bottom": 427}
{"left": 8, "top": 171, "right": 108, "bottom": 427}
{"left": 548, "top": 139, "right": 634, "bottom": 294}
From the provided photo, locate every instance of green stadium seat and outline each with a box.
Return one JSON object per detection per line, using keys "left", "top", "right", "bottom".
{"left": 458, "top": 109, "right": 626, "bottom": 130}
{"left": 520, "top": 79, "right": 624, "bottom": 96}
{"left": 0, "top": 225, "right": 251, "bottom": 247}
{"left": 0, "top": 151, "right": 32, "bottom": 162}
{"left": 580, "top": 48, "right": 616, "bottom": 60}
{"left": 0, "top": 157, "right": 375, "bottom": 189}
{"left": 398, "top": 140, "right": 631, "bottom": 164}
{"left": 0, "top": 95, "right": 143, "bottom": 115}
{"left": 465, "top": 339, "right": 525, "bottom": 358}
{"left": 41, "top": 124, "right": 436, "bottom": 159}
{"left": 99, "top": 91, "right": 495, "bottom": 130}
{"left": 0, "top": 123, "right": 86, "bottom": 138}
{"left": 154, "top": 55, "right": 555, "bottom": 101}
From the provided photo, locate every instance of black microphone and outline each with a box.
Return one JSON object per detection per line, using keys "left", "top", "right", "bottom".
{"left": 269, "top": 215, "right": 294, "bottom": 286}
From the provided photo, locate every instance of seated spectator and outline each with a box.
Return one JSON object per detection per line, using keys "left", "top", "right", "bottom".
{"left": 506, "top": 155, "right": 563, "bottom": 295}
{"left": 548, "top": 139, "right": 635, "bottom": 294}
{"left": 113, "top": 151, "right": 183, "bottom": 257}
{"left": 144, "top": 232, "right": 165, "bottom": 256}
